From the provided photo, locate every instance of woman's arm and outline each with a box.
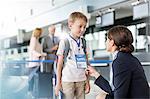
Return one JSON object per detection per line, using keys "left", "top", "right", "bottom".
{"left": 87, "top": 66, "right": 112, "bottom": 96}
{"left": 95, "top": 75, "right": 112, "bottom": 95}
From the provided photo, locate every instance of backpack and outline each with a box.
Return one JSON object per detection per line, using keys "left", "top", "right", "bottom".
{"left": 63, "top": 37, "right": 87, "bottom": 58}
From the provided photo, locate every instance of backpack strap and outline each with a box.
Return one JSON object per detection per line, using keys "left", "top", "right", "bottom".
{"left": 63, "top": 37, "right": 86, "bottom": 58}
{"left": 81, "top": 37, "right": 90, "bottom": 65}
{"left": 63, "top": 38, "right": 70, "bottom": 59}
{"left": 63, "top": 37, "right": 89, "bottom": 66}
{"left": 81, "top": 37, "right": 86, "bottom": 54}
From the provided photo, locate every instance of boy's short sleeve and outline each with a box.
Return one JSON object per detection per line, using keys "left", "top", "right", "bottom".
{"left": 56, "top": 39, "right": 66, "bottom": 56}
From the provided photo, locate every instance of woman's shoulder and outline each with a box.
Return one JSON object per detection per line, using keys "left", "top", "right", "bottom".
{"left": 114, "top": 52, "right": 134, "bottom": 65}
{"left": 113, "top": 52, "right": 137, "bottom": 73}
{"left": 116, "top": 52, "right": 133, "bottom": 60}
{"left": 30, "top": 36, "right": 36, "bottom": 41}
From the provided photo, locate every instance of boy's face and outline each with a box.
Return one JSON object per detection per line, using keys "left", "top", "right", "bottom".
{"left": 69, "top": 19, "right": 87, "bottom": 38}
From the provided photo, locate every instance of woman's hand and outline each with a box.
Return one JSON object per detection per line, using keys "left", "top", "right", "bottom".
{"left": 39, "top": 53, "right": 47, "bottom": 58}
{"left": 39, "top": 53, "right": 47, "bottom": 60}
{"left": 41, "top": 53, "right": 47, "bottom": 57}
{"left": 86, "top": 66, "right": 100, "bottom": 79}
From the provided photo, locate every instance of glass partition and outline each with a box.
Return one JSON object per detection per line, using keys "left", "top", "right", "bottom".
{"left": 98, "top": 30, "right": 107, "bottom": 50}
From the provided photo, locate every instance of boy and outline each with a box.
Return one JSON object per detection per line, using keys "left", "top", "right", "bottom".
{"left": 55, "top": 12, "right": 90, "bottom": 99}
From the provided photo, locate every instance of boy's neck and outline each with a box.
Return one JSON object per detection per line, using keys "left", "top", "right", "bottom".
{"left": 70, "top": 33, "right": 80, "bottom": 40}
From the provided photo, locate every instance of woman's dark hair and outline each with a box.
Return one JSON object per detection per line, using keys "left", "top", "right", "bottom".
{"left": 108, "top": 25, "right": 134, "bottom": 53}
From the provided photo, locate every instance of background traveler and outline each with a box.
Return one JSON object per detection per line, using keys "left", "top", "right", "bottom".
{"left": 27, "top": 28, "right": 47, "bottom": 96}
{"left": 42, "top": 25, "right": 59, "bottom": 73}
{"left": 41, "top": 25, "right": 59, "bottom": 99}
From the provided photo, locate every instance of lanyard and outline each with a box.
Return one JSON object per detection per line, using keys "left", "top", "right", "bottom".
{"left": 69, "top": 35, "right": 80, "bottom": 48}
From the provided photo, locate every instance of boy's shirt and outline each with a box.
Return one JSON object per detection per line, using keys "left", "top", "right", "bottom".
{"left": 56, "top": 35, "right": 87, "bottom": 82}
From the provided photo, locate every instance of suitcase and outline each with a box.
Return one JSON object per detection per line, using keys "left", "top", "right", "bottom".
{"left": 33, "top": 72, "right": 53, "bottom": 98}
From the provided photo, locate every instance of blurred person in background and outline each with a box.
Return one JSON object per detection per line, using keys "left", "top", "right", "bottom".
{"left": 27, "top": 28, "right": 47, "bottom": 95}
{"left": 42, "top": 25, "right": 59, "bottom": 73}
{"left": 87, "top": 25, "right": 149, "bottom": 99}
{"left": 41, "top": 25, "right": 59, "bottom": 98}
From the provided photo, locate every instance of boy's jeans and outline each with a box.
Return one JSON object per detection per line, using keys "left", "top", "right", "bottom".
{"left": 62, "top": 81, "right": 85, "bottom": 99}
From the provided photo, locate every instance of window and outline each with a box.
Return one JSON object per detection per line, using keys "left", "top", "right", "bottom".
{"left": 23, "top": 48, "right": 27, "bottom": 52}
{"left": 18, "top": 48, "right": 21, "bottom": 53}
{"left": 98, "top": 31, "right": 107, "bottom": 49}
{"left": 11, "top": 50, "right": 14, "bottom": 54}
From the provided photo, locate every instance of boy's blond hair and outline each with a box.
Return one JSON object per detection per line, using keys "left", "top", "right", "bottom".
{"left": 68, "top": 12, "right": 87, "bottom": 23}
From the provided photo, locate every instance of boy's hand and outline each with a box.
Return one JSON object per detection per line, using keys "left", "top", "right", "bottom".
{"left": 55, "top": 83, "right": 62, "bottom": 96}
{"left": 85, "top": 81, "right": 90, "bottom": 94}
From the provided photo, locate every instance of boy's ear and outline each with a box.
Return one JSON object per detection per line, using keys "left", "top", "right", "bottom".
{"left": 68, "top": 20, "right": 73, "bottom": 28}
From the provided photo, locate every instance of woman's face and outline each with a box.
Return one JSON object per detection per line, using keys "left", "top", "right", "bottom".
{"left": 106, "top": 37, "right": 114, "bottom": 52}
{"left": 35, "top": 30, "right": 42, "bottom": 38}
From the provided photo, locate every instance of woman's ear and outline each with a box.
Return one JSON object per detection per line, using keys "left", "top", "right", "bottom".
{"left": 110, "top": 39, "right": 115, "bottom": 47}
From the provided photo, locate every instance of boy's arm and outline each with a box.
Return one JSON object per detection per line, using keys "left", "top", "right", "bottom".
{"left": 55, "top": 55, "right": 64, "bottom": 96}
{"left": 85, "top": 76, "right": 90, "bottom": 94}
{"left": 85, "top": 52, "right": 91, "bottom": 94}
{"left": 56, "top": 55, "right": 64, "bottom": 83}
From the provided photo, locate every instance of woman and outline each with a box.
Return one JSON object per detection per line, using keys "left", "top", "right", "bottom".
{"left": 87, "top": 25, "right": 149, "bottom": 99}
{"left": 28, "top": 28, "right": 46, "bottom": 94}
